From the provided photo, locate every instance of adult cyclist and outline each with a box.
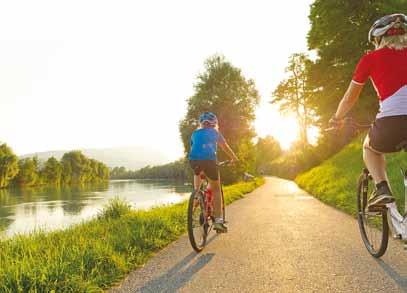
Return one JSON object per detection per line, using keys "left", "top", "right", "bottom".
{"left": 188, "top": 112, "right": 238, "bottom": 233}
{"left": 330, "top": 13, "right": 407, "bottom": 210}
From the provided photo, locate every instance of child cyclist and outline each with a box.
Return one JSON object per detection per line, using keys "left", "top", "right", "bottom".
{"left": 189, "top": 112, "right": 238, "bottom": 233}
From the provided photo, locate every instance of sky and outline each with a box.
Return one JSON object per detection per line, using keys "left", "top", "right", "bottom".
{"left": 0, "top": 0, "right": 314, "bottom": 161}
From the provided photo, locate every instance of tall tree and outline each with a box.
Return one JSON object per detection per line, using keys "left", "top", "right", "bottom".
{"left": 180, "top": 55, "right": 260, "bottom": 183}
{"left": 14, "top": 157, "right": 40, "bottom": 187}
{"left": 0, "top": 144, "right": 19, "bottom": 188}
{"left": 272, "top": 53, "right": 315, "bottom": 145}
{"left": 42, "top": 157, "right": 62, "bottom": 185}
{"left": 61, "top": 151, "right": 92, "bottom": 185}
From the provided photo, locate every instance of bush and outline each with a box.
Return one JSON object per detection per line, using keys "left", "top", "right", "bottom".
{"left": 98, "top": 197, "right": 132, "bottom": 220}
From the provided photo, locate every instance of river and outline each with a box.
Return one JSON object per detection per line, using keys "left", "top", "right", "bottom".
{"left": 0, "top": 179, "right": 191, "bottom": 238}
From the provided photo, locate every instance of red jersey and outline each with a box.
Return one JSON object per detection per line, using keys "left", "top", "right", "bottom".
{"left": 352, "top": 47, "right": 407, "bottom": 101}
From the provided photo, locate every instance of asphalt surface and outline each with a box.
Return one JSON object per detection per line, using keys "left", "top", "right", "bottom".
{"left": 110, "top": 177, "right": 407, "bottom": 293}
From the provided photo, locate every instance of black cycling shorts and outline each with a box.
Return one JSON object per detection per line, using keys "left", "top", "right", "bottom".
{"left": 189, "top": 160, "right": 219, "bottom": 181}
{"left": 368, "top": 115, "right": 407, "bottom": 153}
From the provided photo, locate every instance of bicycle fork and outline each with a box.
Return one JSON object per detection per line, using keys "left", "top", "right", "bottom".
{"left": 386, "top": 168, "right": 407, "bottom": 249}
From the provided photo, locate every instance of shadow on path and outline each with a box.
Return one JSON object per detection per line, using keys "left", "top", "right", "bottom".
{"left": 136, "top": 234, "right": 219, "bottom": 292}
{"left": 376, "top": 259, "right": 407, "bottom": 292}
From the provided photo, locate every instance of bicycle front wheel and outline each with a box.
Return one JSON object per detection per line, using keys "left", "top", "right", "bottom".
{"left": 357, "top": 171, "right": 389, "bottom": 258}
{"left": 187, "top": 190, "right": 208, "bottom": 252}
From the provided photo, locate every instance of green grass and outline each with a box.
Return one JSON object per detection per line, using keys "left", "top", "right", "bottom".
{"left": 296, "top": 134, "right": 407, "bottom": 217}
{"left": 0, "top": 178, "right": 264, "bottom": 293}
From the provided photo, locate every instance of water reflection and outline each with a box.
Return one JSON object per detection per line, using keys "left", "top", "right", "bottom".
{"left": 0, "top": 180, "right": 190, "bottom": 238}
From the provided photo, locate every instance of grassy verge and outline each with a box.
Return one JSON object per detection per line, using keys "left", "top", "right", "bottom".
{"left": 0, "top": 178, "right": 264, "bottom": 292}
{"left": 296, "top": 134, "right": 407, "bottom": 217}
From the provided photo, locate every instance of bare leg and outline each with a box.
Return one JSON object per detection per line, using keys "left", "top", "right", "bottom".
{"left": 193, "top": 174, "right": 203, "bottom": 191}
{"left": 207, "top": 175, "right": 222, "bottom": 219}
{"left": 363, "top": 135, "right": 389, "bottom": 185}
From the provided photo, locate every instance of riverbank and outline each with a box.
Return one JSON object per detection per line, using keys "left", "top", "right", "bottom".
{"left": 0, "top": 179, "right": 190, "bottom": 238}
{"left": 0, "top": 178, "right": 264, "bottom": 292}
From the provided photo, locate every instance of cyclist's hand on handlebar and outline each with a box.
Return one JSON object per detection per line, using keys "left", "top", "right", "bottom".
{"left": 327, "top": 115, "right": 344, "bottom": 130}
{"left": 231, "top": 157, "right": 239, "bottom": 164}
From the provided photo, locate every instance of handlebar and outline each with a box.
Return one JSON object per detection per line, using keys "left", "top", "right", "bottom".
{"left": 217, "top": 160, "right": 233, "bottom": 167}
{"left": 325, "top": 117, "right": 371, "bottom": 132}
{"left": 199, "top": 160, "right": 254, "bottom": 182}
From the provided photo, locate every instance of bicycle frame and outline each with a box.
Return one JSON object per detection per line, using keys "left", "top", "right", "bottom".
{"left": 199, "top": 177, "right": 214, "bottom": 220}
{"left": 385, "top": 168, "right": 407, "bottom": 241}
{"left": 196, "top": 160, "right": 230, "bottom": 221}
{"left": 199, "top": 177, "right": 225, "bottom": 221}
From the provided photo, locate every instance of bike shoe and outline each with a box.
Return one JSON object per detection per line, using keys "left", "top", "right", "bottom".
{"left": 367, "top": 204, "right": 386, "bottom": 213}
{"left": 368, "top": 185, "right": 395, "bottom": 209}
{"left": 213, "top": 222, "right": 228, "bottom": 233}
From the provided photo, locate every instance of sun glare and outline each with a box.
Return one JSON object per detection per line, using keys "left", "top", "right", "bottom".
{"left": 255, "top": 102, "right": 319, "bottom": 150}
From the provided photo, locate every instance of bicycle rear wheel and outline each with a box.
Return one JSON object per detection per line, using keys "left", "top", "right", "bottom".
{"left": 221, "top": 185, "right": 226, "bottom": 223}
{"left": 187, "top": 190, "right": 208, "bottom": 252}
{"left": 357, "top": 170, "right": 389, "bottom": 258}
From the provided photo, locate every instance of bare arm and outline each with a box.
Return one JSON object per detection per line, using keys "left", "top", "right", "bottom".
{"left": 334, "top": 81, "right": 364, "bottom": 119}
{"left": 219, "top": 141, "right": 238, "bottom": 162}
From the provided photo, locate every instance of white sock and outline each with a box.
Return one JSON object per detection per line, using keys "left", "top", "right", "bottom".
{"left": 215, "top": 218, "right": 223, "bottom": 224}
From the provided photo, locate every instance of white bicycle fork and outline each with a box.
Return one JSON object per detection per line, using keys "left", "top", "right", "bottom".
{"left": 386, "top": 169, "right": 407, "bottom": 247}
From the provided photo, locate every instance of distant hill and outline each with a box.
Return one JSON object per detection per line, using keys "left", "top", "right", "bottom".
{"left": 20, "top": 146, "right": 171, "bottom": 170}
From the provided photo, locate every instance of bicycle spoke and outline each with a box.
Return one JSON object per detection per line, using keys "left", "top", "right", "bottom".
{"left": 188, "top": 191, "right": 207, "bottom": 252}
{"left": 192, "top": 205, "right": 204, "bottom": 237}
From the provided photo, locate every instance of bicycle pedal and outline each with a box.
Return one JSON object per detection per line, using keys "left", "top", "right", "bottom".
{"left": 215, "top": 229, "right": 227, "bottom": 234}
{"left": 394, "top": 234, "right": 402, "bottom": 240}
{"left": 367, "top": 205, "right": 386, "bottom": 213}
{"left": 213, "top": 225, "right": 228, "bottom": 234}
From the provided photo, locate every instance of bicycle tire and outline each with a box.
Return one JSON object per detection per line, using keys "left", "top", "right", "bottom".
{"left": 357, "top": 171, "right": 389, "bottom": 258}
{"left": 187, "top": 190, "right": 208, "bottom": 252}
{"left": 221, "top": 185, "right": 226, "bottom": 222}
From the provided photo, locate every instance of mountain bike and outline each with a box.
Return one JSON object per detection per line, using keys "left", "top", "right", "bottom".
{"left": 329, "top": 118, "right": 407, "bottom": 257}
{"left": 187, "top": 160, "right": 230, "bottom": 253}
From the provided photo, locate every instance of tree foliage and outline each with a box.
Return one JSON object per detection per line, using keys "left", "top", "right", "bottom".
{"left": 60, "top": 151, "right": 109, "bottom": 185}
{"left": 0, "top": 144, "right": 19, "bottom": 188}
{"left": 110, "top": 166, "right": 131, "bottom": 179}
{"left": 133, "top": 159, "right": 191, "bottom": 180}
{"left": 179, "top": 55, "right": 260, "bottom": 183}
{"left": 14, "top": 157, "right": 40, "bottom": 187}
{"left": 255, "top": 136, "right": 282, "bottom": 174}
{"left": 0, "top": 145, "right": 109, "bottom": 189}
{"left": 272, "top": 53, "right": 315, "bottom": 144}
{"left": 110, "top": 159, "right": 191, "bottom": 181}
{"left": 42, "top": 157, "right": 62, "bottom": 185}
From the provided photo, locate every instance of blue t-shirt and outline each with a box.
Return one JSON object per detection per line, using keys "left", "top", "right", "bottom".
{"left": 189, "top": 128, "right": 225, "bottom": 161}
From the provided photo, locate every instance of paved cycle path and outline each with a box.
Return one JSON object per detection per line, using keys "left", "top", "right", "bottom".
{"left": 110, "top": 177, "right": 407, "bottom": 292}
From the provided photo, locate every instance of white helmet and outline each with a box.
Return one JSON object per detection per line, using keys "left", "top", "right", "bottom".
{"left": 368, "top": 13, "right": 407, "bottom": 44}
